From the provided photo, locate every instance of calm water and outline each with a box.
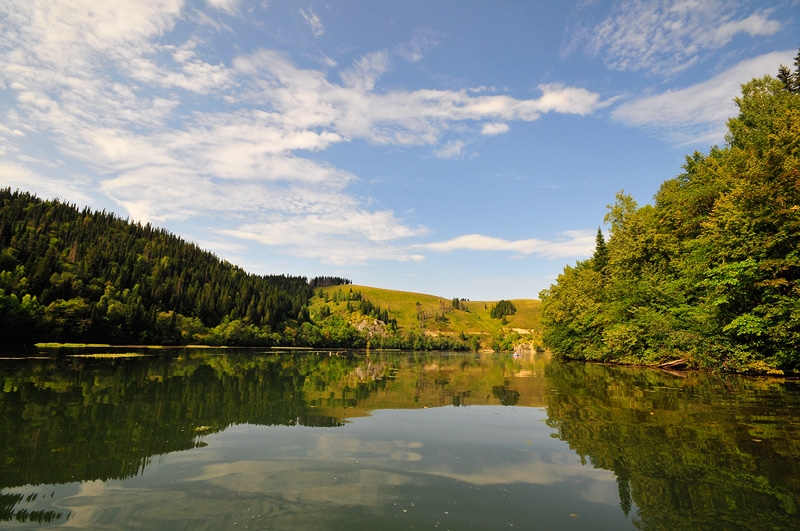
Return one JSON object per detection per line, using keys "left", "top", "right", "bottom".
{"left": 1, "top": 348, "right": 799, "bottom": 530}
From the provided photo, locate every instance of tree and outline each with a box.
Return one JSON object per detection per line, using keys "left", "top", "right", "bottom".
{"left": 0, "top": 189, "right": 313, "bottom": 345}
{"left": 592, "top": 227, "right": 608, "bottom": 272}
{"left": 793, "top": 46, "right": 800, "bottom": 92}
{"left": 540, "top": 57, "right": 800, "bottom": 374}
{"left": 490, "top": 300, "right": 516, "bottom": 319}
{"left": 603, "top": 191, "right": 637, "bottom": 236}
{"left": 777, "top": 64, "right": 795, "bottom": 92}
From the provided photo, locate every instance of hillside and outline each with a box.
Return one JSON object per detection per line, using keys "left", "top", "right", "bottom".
{"left": 310, "top": 284, "right": 542, "bottom": 351}
{"left": 0, "top": 189, "right": 540, "bottom": 351}
{"left": 0, "top": 189, "right": 311, "bottom": 345}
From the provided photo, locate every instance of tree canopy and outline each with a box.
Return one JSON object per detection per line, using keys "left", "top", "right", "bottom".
{"left": 540, "top": 66, "right": 800, "bottom": 374}
{"left": 0, "top": 189, "right": 311, "bottom": 345}
{"left": 0, "top": 191, "right": 496, "bottom": 351}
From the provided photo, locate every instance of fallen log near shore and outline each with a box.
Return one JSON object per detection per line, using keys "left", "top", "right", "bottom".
{"left": 658, "top": 359, "right": 687, "bottom": 370}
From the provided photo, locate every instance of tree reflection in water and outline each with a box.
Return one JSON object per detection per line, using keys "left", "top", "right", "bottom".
{"left": 544, "top": 361, "right": 800, "bottom": 530}
{"left": 0, "top": 348, "right": 798, "bottom": 529}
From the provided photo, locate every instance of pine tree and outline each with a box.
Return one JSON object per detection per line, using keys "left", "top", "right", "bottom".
{"left": 592, "top": 227, "right": 609, "bottom": 272}
{"left": 793, "top": 46, "right": 800, "bottom": 93}
{"left": 777, "top": 64, "right": 794, "bottom": 92}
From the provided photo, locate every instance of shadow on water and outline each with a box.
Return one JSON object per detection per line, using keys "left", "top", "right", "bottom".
{"left": 1, "top": 347, "right": 799, "bottom": 528}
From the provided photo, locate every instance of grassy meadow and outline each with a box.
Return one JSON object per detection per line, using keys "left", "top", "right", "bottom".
{"left": 310, "top": 284, "right": 542, "bottom": 345}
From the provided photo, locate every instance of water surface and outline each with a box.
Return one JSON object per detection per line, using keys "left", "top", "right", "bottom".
{"left": 1, "top": 348, "right": 798, "bottom": 529}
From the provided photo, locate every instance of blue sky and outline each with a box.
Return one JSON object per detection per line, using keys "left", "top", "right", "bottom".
{"left": 1, "top": 1, "right": 798, "bottom": 300}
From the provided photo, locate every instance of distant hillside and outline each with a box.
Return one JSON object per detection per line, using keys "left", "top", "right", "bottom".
{"left": 310, "top": 284, "right": 542, "bottom": 351}
{"left": 0, "top": 189, "right": 311, "bottom": 345}
{"left": 1, "top": 189, "right": 540, "bottom": 351}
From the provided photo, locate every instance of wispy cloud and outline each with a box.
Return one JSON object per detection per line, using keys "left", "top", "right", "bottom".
{"left": 205, "top": 0, "right": 240, "bottom": 15}
{"left": 299, "top": 5, "right": 325, "bottom": 37}
{"left": 397, "top": 27, "right": 439, "bottom": 63}
{"left": 434, "top": 140, "right": 466, "bottom": 159}
{"left": 340, "top": 51, "right": 390, "bottom": 91}
{"left": 417, "top": 231, "right": 596, "bottom": 259}
{"left": 220, "top": 217, "right": 428, "bottom": 265}
{"left": 231, "top": 51, "right": 604, "bottom": 146}
{"left": 613, "top": 51, "right": 795, "bottom": 145}
{"left": 577, "top": 0, "right": 781, "bottom": 75}
{"left": 481, "top": 123, "right": 510, "bottom": 136}
{"left": 0, "top": 162, "right": 94, "bottom": 205}
{"left": 0, "top": 1, "right": 604, "bottom": 265}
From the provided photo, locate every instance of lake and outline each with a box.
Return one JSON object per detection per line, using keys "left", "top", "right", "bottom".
{"left": 1, "top": 347, "right": 799, "bottom": 530}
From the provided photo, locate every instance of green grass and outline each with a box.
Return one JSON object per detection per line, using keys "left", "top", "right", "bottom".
{"left": 35, "top": 343, "right": 115, "bottom": 348}
{"left": 310, "top": 284, "right": 541, "bottom": 339}
{"left": 65, "top": 353, "right": 153, "bottom": 358}
{"left": 33, "top": 343, "right": 232, "bottom": 351}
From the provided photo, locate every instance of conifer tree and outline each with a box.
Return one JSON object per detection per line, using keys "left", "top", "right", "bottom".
{"left": 777, "top": 64, "right": 794, "bottom": 92}
{"left": 592, "top": 227, "right": 608, "bottom": 272}
{"left": 793, "top": 46, "right": 800, "bottom": 92}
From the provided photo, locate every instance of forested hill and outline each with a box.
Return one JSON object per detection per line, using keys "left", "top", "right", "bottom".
{"left": 0, "top": 190, "right": 540, "bottom": 351}
{"left": 0, "top": 189, "right": 311, "bottom": 345}
{"left": 539, "top": 60, "right": 800, "bottom": 374}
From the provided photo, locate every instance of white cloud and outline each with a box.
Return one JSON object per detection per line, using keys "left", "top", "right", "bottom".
{"left": 0, "top": 124, "right": 25, "bottom": 138}
{"left": 220, "top": 221, "right": 428, "bottom": 265}
{"left": 534, "top": 83, "right": 603, "bottom": 115}
{"left": 0, "top": 162, "right": 94, "bottom": 205}
{"left": 126, "top": 50, "right": 234, "bottom": 94}
{"left": 205, "top": 0, "right": 239, "bottom": 15}
{"left": 481, "top": 123, "right": 509, "bottom": 136}
{"left": 191, "top": 8, "right": 233, "bottom": 33}
{"left": 0, "top": 1, "right": 604, "bottom": 266}
{"left": 233, "top": 50, "right": 603, "bottom": 146}
{"left": 712, "top": 12, "right": 781, "bottom": 45}
{"left": 191, "top": 238, "right": 247, "bottom": 255}
{"left": 434, "top": 140, "right": 465, "bottom": 159}
{"left": 613, "top": 51, "right": 795, "bottom": 144}
{"left": 3, "top": 0, "right": 184, "bottom": 56}
{"left": 417, "top": 231, "right": 596, "bottom": 259}
{"left": 583, "top": 0, "right": 781, "bottom": 75}
{"left": 299, "top": 5, "right": 325, "bottom": 37}
{"left": 340, "top": 52, "right": 390, "bottom": 91}
{"left": 397, "top": 27, "right": 439, "bottom": 63}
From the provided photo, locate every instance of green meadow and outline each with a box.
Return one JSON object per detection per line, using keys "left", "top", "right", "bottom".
{"left": 310, "top": 284, "right": 542, "bottom": 347}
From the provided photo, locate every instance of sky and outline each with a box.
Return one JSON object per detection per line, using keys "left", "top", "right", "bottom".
{"left": 1, "top": 1, "right": 798, "bottom": 301}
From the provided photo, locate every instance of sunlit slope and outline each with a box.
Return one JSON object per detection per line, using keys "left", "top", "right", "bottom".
{"left": 310, "top": 284, "right": 541, "bottom": 337}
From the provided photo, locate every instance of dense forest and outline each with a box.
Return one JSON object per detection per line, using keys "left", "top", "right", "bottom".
{"left": 0, "top": 189, "right": 312, "bottom": 345}
{"left": 540, "top": 58, "right": 800, "bottom": 374}
{"left": 0, "top": 190, "right": 479, "bottom": 350}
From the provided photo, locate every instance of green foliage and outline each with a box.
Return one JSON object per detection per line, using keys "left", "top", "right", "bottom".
{"left": 309, "top": 276, "right": 352, "bottom": 288}
{"left": 308, "top": 284, "right": 542, "bottom": 352}
{"left": 592, "top": 227, "right": 608, "bottom": 272}
{"left": 777, "top": 50, "right": 800, "bottom": 94}
{"left": 541, "top": 63, "right": 800, "bottom": 374}
{"left": 490, "top": 300, "right": 516, "bottom": 319}
{"left": 0, "top": 289, "right": 44, "bottom": 341}
{"left": 0, "top": 190, "right": 312, "bottom": 345}
{"left": 777, "top": 64, "right": 795, "bottom": 92}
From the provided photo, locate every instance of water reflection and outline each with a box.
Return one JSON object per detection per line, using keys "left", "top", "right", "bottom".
{"left": 545, "top": 362, "right": 800, "bottom": 530}
{"left": 0, "top": 350, "right": 544, "bottom": 493}
{"left": 1, "top": 348, "right": 798, "bottom": 529}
